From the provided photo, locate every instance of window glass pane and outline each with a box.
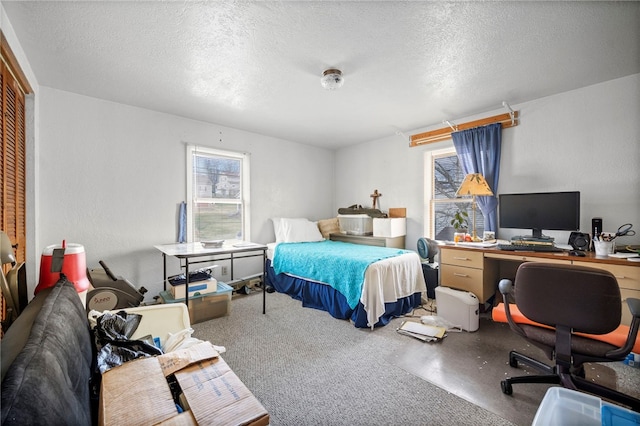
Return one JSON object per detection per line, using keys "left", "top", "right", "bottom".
{"left": 434, "top": 155, "right": 465, "bottom": 200}
{"left": 187, "top": 146, "right": 248, "bottom": 242}
{"left": 194, "top": 154, "right": 241, "bottom": 200}
{"left": 429, "top": 150, "right": 485, "bottom": 240}
{"left": 193, "top": 203, "right": 243, "bottom": 240}
{"left": 433, "top": 201, "right": 485, "bottom": 241}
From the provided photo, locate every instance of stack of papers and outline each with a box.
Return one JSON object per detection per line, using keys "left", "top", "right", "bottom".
{"left": 608, "top": 252, "right": 640, "bottom": 259}
{"left": 397, "top": 321, "right": 447, "bottom": 342}
{"left": 455, "top": 241, "right": 498, "bottom": 248}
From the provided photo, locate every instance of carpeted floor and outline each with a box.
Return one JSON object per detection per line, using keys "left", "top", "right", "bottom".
{"left": 191, "top": 290, "right": 639, "bottom": 425}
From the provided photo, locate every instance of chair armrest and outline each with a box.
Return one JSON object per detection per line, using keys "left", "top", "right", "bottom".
{"left": 606, "top": 297, "right": 640, "bottom": 359}
{"left": 498, "top": 279, "right": 513, "bottom": 296}
{"left": 628, "top": 297, "right": 640, "bottom": 318}
{"left": 496, "top": 279, "right": 527, "bottom": 339}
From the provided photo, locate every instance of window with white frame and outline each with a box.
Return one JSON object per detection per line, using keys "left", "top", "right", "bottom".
{"left": 186, "top": 145, "right": 250, "bottom": 242}
{"left": 424, "top": 147, "right": 484, "bottom": 241}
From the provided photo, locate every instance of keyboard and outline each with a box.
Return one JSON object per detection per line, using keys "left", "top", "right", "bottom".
{"left": 497, "top": 244, "right": 564, "bottom": 252}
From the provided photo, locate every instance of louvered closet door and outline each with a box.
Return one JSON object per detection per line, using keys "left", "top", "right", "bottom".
{"left": 1, "top": 59, "right": 27, "bottom": 264}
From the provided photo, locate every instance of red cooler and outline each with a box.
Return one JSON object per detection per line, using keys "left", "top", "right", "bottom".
{"left": 36, "top": 242, "right": 91, "bottom": 299}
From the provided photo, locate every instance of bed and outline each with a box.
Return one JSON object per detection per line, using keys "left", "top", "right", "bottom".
{"left": 265, "top": 218, "right": 427, "bottom": 329}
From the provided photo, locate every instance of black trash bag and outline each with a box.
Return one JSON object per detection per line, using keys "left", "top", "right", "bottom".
{"left": 95, "top": 310, "right": 142, "bottom": 340}
{"left": 93, "top": 311, "right": 162, "bottom": 374}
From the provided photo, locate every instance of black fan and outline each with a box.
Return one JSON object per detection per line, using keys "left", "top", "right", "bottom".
{"left": 417, "top": 238, "right": 439, "bottom": 263}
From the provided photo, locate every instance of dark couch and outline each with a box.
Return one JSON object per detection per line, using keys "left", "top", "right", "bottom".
{"left": 1, "top": 277, "right": 93, "bottom": 425}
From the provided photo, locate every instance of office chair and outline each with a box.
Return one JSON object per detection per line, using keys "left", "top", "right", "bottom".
{"left": 498, "top": 262, "right": 640, "bottom": 411}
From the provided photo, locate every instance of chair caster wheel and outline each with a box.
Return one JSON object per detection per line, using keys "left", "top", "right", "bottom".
{"left": 509, "top": 357, "right": 518, "bottom": 368}
{"left": 501, "top": 380, "right": 513, "bottom": 395}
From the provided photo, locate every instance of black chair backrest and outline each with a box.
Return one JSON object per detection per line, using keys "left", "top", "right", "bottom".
{"left": 515, "top": 262, "right": 621, "bottom": 335}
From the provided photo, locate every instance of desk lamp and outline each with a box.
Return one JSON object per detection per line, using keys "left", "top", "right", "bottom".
{"left": 456, "top": 173, "right": 494, "bottom": 241}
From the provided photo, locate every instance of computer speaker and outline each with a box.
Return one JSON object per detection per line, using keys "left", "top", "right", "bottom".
{"left": 592, "top": 218, "right": 603, "bottom": 239}
{"left": 568, "top": 232, "right": 590, "bottom": 251}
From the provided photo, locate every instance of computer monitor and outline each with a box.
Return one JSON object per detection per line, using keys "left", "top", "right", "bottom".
{"left": 498, "top": 191, "right": 580, "bottom": 239}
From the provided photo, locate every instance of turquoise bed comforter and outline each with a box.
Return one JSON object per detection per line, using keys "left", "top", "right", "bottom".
{"left": 272, "top": 240, "right": 409, "bottom": 309}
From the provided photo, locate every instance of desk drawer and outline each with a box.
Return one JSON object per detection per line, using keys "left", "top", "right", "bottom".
{"left": 573, "top": 262, "right": 640, "bottom": 291}
{"left": 486, "top": 252, "right": 570, "bottom": 265}
{"left": 441, "top": 249, "right": 484, "bottom": 268}
{"left": 440, "top": 265, "right": 483, "bottom": 297}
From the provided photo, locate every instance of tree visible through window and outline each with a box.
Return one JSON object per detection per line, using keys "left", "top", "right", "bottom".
{"left": 426, "top": 148, "right": 484, "bottom": 241}
{"left": 186, "top": 146, "right": 250, "bottom": 242}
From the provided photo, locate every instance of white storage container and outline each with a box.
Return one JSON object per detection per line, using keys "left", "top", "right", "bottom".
{"left": 338, "top": 214, "right": 373, "bottom": 235}
{"left": 532, "top": 387, "right": 640, "bottom": 426}
{"left": 373, "top": 218, "right": 406, "bottom": 237}
{"left": 435, "top": 286, "right": 479, "bottom": 332}
{"left": 111, "top": 304, "right": 190, "bottom": 349}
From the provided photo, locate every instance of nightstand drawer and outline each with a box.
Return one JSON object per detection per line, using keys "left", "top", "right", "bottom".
{"left": 440, "top": 264, "right": 484, "bottom": 296}
{"left": 441, "top": 249, "right": 484, "bottom": 269}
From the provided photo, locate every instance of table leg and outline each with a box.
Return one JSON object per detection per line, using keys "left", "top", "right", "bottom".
{"left": 185, "top": 259, "right": 190, "bottom": 311}
{"left": 162, "top": 253, "right": 167, "bottom": 291}
{"left": 262, "top": 250, "right": 266, "bottom": 314}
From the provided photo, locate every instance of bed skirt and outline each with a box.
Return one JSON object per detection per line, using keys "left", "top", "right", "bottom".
{"left": 265, "top": 259, "right": 421, "bottom": 328}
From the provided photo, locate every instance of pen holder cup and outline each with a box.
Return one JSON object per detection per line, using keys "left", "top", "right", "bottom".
{"left": 594, "top": 240, "right": 614, "bottom": 256}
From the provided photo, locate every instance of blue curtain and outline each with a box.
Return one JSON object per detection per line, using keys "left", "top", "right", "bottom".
{"left": 451, "top": 123, "right": 502, "bottom": 232}
{"left": 178, "top": 201, "right": 187, "bottom": 243}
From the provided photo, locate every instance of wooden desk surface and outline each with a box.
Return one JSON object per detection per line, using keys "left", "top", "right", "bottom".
{"left": 441, "top": 244, "right": 640, "bottom": 268}
{"left": 439, "top": 244, "right": 640, "bottom": 324}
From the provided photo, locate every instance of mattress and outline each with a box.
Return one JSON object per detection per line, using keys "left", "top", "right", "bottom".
{"left": 267, "top": 241, "right": 426, "bottom": 328}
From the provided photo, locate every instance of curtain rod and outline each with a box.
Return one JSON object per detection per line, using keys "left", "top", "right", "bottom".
{"left": 410, "top": 103, "right": 519, "bottom": 148}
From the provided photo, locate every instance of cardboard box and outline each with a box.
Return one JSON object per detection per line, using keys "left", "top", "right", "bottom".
{"left": 373, "top": 218, "right": 406, "bottom": 237}
{"left": 160, "top": 282, "right": 232, "bottom": 324}
{"left": 388, "top": 207, "right": 406, "bottom": 218}
{"left": 169, "top": 277, "right": 219, "bottom": 300}
{"left": 99, "top": 342, "right": 269, "bottom": 426}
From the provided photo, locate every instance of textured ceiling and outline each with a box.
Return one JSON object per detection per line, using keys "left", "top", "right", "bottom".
{"left": 3, "top": 1, "right": 639, "bottom": 149}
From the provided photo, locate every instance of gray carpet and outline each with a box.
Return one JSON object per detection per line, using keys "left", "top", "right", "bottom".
{"left": 193, "top": 292, "right": 517, "bottom": 425}
{"left": 191, "top": 291, "right": 639, "bottom": 425}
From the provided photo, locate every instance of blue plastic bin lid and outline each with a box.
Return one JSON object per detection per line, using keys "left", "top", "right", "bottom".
{"left": 602, "top": 403, "right": 640, "bottom": 426}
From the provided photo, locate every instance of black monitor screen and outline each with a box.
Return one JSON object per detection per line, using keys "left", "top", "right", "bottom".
{"left": 499, "top": 191, "right": 580, "bottom": 238}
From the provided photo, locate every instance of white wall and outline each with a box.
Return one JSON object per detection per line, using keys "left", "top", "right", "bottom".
{"left": 336, "top": 74, "right": 640, "bottom": 252}
{"left": 36, "top": 87, "right": 334, "bottom": 300}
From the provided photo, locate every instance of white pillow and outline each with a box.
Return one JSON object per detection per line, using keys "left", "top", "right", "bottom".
{"left": 273, "top": 218, "right": 324, "bottom": 243}
{"left": 271, "top": 218, "right": 285, "bottom": 243}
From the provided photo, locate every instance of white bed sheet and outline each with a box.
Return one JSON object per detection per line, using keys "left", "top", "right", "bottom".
{"left": 267, "top": 242, "right": 427, "bottom": 328}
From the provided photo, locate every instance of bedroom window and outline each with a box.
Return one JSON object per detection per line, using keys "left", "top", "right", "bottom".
{"left": 186, "top": 145, "right": 250, "bottom": 242}
{"left": 424, "top": 147, "right": 484, "bottom": 240}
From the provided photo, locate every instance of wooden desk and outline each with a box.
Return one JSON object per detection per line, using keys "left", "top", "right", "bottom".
{"left": 439, "top": 245, "right": 640, "bottom": 325}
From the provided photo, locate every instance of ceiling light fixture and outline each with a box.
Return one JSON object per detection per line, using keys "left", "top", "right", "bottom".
{"left": 321, "top": 68, "right": 344, "bottom": 90}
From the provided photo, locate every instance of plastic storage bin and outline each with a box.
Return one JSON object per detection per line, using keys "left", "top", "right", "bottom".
{"left": 533, "top": 387, "right": 640, "bottom": 426}
{"left": 160, "top": 281, "right": 232, "bottom": 324}
{"left": 338, "top": 214, "right": 373, "bottom": 235}
{"left": 111, "top": 304, "right": 190, "bottom": 349}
